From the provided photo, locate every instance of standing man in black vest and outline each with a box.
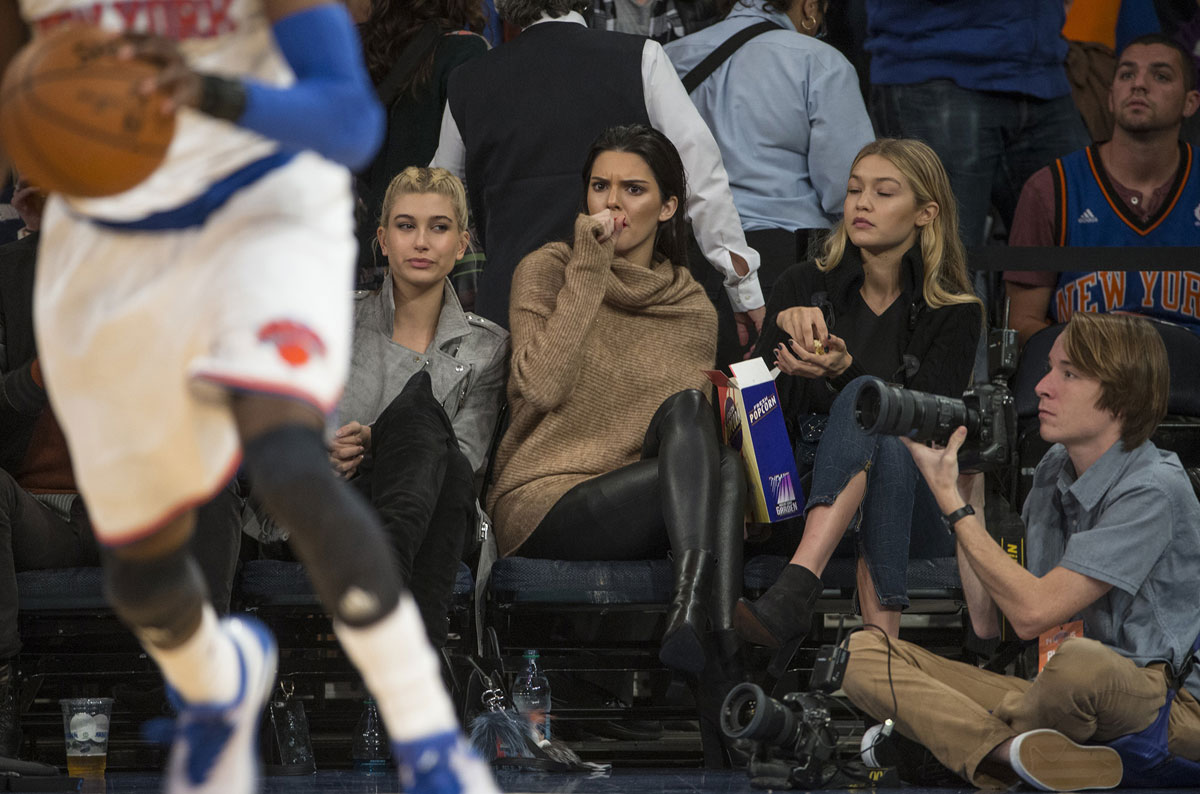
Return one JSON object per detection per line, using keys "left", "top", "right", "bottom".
{"left": 431, "top": 0, "right": 765, "bottom": 344}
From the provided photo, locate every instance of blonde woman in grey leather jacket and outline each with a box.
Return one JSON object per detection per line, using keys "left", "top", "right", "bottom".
{"left": 333, "top": 167, "right": 508, "bottom": 646}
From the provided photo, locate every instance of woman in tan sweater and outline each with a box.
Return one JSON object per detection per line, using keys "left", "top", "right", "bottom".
{"left": 487, "top": 125, "right": 745, "bottom": 675}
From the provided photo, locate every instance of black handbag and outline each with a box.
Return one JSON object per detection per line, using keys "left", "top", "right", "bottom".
{"left": 463, "top": 659, "right": 611, "bottom": 775}
{"left": 260, "top": 680, "right": 315, "bottom": 776}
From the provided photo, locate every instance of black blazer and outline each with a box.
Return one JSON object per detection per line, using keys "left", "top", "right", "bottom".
{"left": 0, "top": 233, "right": 45, "bottom": 472}
{"left": 754, "top": 244, "right": 982, "bottom": 429}
{"left": 447, "top": 21, "right": 651, "bottom": 326}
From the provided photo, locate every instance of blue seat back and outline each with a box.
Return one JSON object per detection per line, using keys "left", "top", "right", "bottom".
{"left": 1013, "top": 320, "right": 1200, "bottom": 420}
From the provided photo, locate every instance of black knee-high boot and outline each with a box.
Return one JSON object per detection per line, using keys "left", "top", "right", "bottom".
{"left": 646, "top": 390, "right": 723, "bottom": 674}
{"left": 677, "top": 446, "right": 747, "bottom": 678}
{"left": 659, "top": 548, "right": 715, "bottom": 672}
{"left": 711, "top": 445, "right": 746, "bottom": 636}
{"left": 356, "top": 372, "right": 475, "bottom": 647}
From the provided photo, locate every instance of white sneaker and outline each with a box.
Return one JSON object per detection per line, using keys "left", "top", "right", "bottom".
{"left": 392, "top": 731, "right": 501, "bottom": 794}
{"left": 860, "top": 723, "right": 888, "bottom": 768}
{"left": 1009, "top": 729, "right": 1123, "bottom": 791}
{"left": 858, "top": 722, "right": 966, "bottom": 786}
{"left": 163, "top": 615, "right": 278, "bottom": 794}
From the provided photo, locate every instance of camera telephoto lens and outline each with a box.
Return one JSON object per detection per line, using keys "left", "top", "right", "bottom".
{"left": 720, "top": 683, "right": 798, "bottom": 747}
{"left": 855, "top": 377, "right": 979, "bottom": 446}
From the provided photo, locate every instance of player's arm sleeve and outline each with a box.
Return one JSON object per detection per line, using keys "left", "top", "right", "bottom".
{"left": 641, "top": 41, "right": 764, "bottom": 312}
{"left": 232, "top": 3, "right": 384, "bottom": 170}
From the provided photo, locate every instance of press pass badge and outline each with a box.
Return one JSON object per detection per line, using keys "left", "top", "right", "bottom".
{"left": 1038, "top": 620, "right": 1084, "bottom": 673}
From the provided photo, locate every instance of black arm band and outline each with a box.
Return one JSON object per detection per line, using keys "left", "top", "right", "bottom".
{"left": 197, "top": 74, "right": 247, "bottom": 122}
{"left": 943, "top": 504, "right": 975, "bottom": 534}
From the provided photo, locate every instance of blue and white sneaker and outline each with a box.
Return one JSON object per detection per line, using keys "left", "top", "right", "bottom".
{"left": 162, "top": 615, "right": 278, "bottom": 794}
{"left": 393, "top": 731, "right": 501, "bottom": 794}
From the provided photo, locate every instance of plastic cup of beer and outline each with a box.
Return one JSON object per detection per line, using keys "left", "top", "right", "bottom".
{"left": 59, "top": 697, "right": 112, "bottom": 778}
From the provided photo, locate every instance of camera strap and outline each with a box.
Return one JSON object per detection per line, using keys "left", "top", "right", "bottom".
{"left": 681, "top": 21, "right": 782, "bottom": 93}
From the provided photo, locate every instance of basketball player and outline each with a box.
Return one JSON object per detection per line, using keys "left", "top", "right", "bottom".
{"left": 0, "top": 2, "right": 498, "bottom": 792}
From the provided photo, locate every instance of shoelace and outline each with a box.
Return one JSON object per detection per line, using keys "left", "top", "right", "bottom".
{"left": 143, "top": 712, "right": 234, "bottom": 785}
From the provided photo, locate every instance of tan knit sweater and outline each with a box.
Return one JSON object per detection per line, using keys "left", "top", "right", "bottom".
{"left": 488, "top": 214, "right": 717, "bottom": 556}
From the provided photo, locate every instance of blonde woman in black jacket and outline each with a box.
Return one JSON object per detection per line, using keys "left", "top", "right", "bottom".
{"left": 737, "top": 139, "right": 983, "bottom": 671}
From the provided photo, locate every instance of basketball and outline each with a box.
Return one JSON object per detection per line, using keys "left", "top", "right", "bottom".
{"left": 0, "top": 25, "right": 176, "bottom": 198}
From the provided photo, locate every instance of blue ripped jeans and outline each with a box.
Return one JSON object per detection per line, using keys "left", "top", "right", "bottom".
{"left": 798, "top": 376, "right": 953, "bottom": 609}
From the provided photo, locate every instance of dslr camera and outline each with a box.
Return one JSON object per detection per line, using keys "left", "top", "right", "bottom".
{"left": 853, "top": 327, "right": 1018, "bottom": 472}
{"left": 719, "top": 642, "right": 897, "bottom": 789}
{"left": 721, "top": 682, "right": 842, "bottom": 789}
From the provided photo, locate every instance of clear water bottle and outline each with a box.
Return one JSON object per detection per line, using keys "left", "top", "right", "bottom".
{"left": 511, "top": 649, "right": 551, "bottom": 741}
{"left": 351, "top": 697, "right": 389, "bottom": 774}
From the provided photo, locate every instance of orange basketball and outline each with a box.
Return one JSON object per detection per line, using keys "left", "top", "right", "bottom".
{"left": 0, "top": 25, "right": 176, "bottom": 198}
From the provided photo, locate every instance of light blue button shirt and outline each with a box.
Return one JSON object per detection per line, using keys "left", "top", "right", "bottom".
{"left": 665, "top": 2, "right": 874, "bottom": 232}
{"left": 1023, "top": 441, "right": 1200, "bottom": 695}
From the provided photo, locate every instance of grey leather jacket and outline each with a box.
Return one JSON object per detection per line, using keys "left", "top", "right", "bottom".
{"left": 338, "top": 276, "right": 509, "bottom": 475}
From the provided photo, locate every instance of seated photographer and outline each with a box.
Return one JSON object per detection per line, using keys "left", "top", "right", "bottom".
{"left": 844, "top": 312, "right": 1200, "bottom": 791}
{"left": 735, "top": 139, "right": 982, "bottom": 666}
{"left": 486, "top": 125, "right": 746, "bottom": 678}
{"left": 333, "top": 167, "right": 508, "bottom": 647}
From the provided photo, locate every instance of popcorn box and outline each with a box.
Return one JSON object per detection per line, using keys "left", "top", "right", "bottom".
{"left": 705, "top": 358, "right": 803, "bottom": 523}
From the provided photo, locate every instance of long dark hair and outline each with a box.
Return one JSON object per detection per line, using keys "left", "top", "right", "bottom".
{"left": 580, "top": 125, "right": 689, "bottom": 268}
{"left": 359, "top": 0, "right": 484, "bottom": 93}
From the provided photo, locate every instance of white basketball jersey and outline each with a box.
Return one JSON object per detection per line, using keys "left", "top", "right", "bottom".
{"left": 16, "top": 0, "right": 292, "bottom": 223}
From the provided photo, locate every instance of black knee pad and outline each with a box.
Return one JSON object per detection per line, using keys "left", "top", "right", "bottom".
{"left": 242, "top": 424, "right": 401, "bottom": 627}
{"left": 101, "top": 543, "right": 206, "bottom": 648}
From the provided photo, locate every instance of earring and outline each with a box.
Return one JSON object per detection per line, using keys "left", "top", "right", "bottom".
{"left": 801, "top": 14, "right": 818, "bottom": 32}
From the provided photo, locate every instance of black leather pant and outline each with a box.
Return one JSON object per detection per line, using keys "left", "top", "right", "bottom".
{"left": 351, "top": 371, "right": 474, "bottom": 647}
{"left": 521, "top": 389, "right": 745, "bottom": 632}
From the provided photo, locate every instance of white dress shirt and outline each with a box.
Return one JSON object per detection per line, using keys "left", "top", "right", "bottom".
{"left": 431, "top": 11, "right": 764, "bottom": 312}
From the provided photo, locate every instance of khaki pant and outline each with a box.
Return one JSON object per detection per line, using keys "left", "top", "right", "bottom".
{"left": 843, "top": 632, "right": 1200, "bottom": 788}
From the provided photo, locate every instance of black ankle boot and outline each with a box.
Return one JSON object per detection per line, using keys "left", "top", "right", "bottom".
{"left": 0, "top": 663, "right": 21, "bottom": 759}
{"left": 659, "top": 549, "right": 715, "bottom": 674}
{"left": 733, "top": 564, "right": 822, "bottom": 676}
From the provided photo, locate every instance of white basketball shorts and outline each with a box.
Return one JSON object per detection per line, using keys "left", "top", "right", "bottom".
{"left": 34, "top": 152, "right": 354, "bottom": 545}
